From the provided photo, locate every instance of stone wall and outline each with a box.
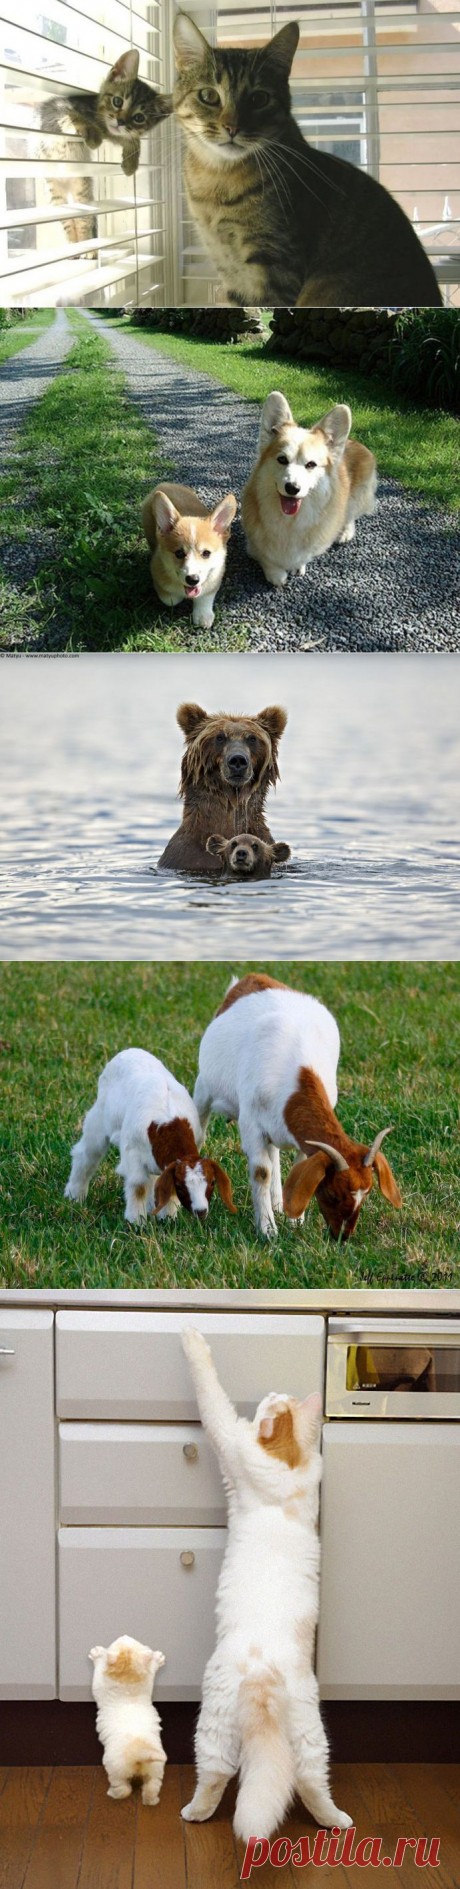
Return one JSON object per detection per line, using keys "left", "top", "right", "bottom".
{"left": 131, "top": 307, "right": 263, "bottom": 342}
{"left": 266, "top": 309, "right": 397, "bottom": 378}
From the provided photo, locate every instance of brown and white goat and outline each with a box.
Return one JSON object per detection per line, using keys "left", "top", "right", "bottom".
{"left": 194, "top": 973, "right": 402, "bottom": 1240}
{"left": 65, "top": 1048, "right": 236, "bottom": 1225}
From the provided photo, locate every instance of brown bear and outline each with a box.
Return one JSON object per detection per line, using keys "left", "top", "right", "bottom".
{"left": 206, "top": 833, "right": 291, "bottom": 879}
{"left": 158, "top": 702, "right": 287, "bottom": 875}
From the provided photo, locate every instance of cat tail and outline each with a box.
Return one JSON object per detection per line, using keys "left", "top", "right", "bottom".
{"left": 234, "top": 1666, "right": 295, "bottom": 1845}
{"left": 124, "top": 1734, "right": 163, "bottom": 1776}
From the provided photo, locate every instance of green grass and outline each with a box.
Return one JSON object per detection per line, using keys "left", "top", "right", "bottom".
{"left": 119, "top": 322, "right": 460, "bottom": 514}
{"left": 1, "top": 962, "right": 458, "bottom": 1292}
{"left": 0, "top": 310, "right": 247, "bottom": 654}
{"left": 0, "top": 309, "right": 55, "bottom": 367}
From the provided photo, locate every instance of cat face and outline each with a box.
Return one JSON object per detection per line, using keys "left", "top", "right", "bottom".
{"left": 173, "top": 15, "right": 299, "bottom": 163}
{"left": 99, "top": 50, "right": 172, "bottom": 143}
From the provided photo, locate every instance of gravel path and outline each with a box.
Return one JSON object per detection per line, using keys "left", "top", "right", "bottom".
{"left": 89, "top": 311, "right": 460, "bottom": 653}
{"left": 0, "top": 310, "right": 73, "bottom": 469}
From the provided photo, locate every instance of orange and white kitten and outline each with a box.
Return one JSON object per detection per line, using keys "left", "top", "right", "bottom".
{"left": 181, "top": 1328, "right": 352, "bottom": 1846}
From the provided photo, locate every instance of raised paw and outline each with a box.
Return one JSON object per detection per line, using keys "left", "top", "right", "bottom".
{"left": 182, "top": 1326, "right": 211, "bottom": 1365}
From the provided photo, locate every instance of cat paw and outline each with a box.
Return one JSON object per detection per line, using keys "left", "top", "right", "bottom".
{"left": 122, "top": 144, "right": 140, "bottom": 176}
{"left": 107, "top": 1783, "right": 132, "bottom": 1799}
{"left": 328, "top": 1807, "right": 354, "bottom": 1829}
{"left": 182, "top": 1327, "right": 211, "bottom": 1364}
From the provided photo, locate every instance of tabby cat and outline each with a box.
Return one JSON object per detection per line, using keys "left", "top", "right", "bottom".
{"left": 173, "top": 13, "right": 441, "bottom": 308}
{"left": 41, "top": 49, "right": 172, "bottom": 178}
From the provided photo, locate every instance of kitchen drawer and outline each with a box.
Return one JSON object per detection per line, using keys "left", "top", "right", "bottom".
{"left": 56, "top": 1312, "right": 325, "bottom": 1419}
{"left": 58, "top": 1527, "right": 226, "bottom": 1700}
{"left": 59, "top": 1422, "right": 226, "bottom": 1525}
{"left": 0, "top": 1311, "right": 56, "bottom": 1698}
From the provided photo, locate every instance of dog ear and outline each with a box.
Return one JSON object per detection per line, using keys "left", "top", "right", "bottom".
{"left": 153, "top": 490, "right": 180, "bottom": 535}
{"left": 373, "top": 1150, "right": 402, "bottom": 1209}
{"left": 206, "top": 834, "right": 228, "bottom": 856}
{"left": 153, "top": 1164, "right": 178, "bottom": 1212}
{"left": 174, "top": 11, "right": 210, "bottom": 68}
{"left": 314, "top": 404, "right": 352, "bottom": 463}
{"left": 259, "top": 390, "right": 294, "bottom": 450}
{"left": 272, "top": 841, "right": 291, "bottom": 862}
{"left": 88, "top": 1646, "right": 105, "bottom": 1662}
{"left": 256, "top": 706, "right": 288, "bottom": 741}
{"left": 210, "top": 494, "right": 237, "bottom": 537}
{"left": 283, "top": 1152, "right": 330, "bottom": 1219}
{"left": 209, "top": 1160, "right": 237, "bottom": 1213}
{"left": 108, "top": 48, "right": 139, "bottom": 82}
{"left": 177, "top": 702, "right": 209, "bottom": 738}
{"left": 264, "top": 21, "right": 299, "bottom": 76}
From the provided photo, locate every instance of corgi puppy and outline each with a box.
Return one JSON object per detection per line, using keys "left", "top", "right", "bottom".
{"left": 141, "top": 482, "right": 237, "bottom": 628}
{"left": 241, "top": 393, "right": 377, "bottom": 587}
{"left": 89, "top": 1636, "right": 166, "bottom": 1806}
{"left": 206, "top": 833, "right": 291, "bottom": 879}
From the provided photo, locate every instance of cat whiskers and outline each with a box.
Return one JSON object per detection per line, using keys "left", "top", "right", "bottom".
{"left": 271, "top": 139, "right": 346, "bottom": 200}
{"left": 257, "top": 146, "right": 297, "bottom": 218}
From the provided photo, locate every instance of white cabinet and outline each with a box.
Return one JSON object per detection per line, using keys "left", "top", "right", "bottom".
{"left": 317, "top": 1423, "right": 460, "bottom": 1700}
{"left": 56, "top": 1311, "right": 325, "bottom": 1419}
{"left": 0, "top": 1311, "right": 56, "bottom": 1698}
{"left": 59, "top": 1422, "right": 226, "bottom": 1525}
{"left": 58, "top": 1527, "right": 227, "bottom": 1700}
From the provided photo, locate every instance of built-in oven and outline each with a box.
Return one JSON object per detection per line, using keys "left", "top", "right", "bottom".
{"left": 325, "top": 1318, "right": 460, "bottom": 1419}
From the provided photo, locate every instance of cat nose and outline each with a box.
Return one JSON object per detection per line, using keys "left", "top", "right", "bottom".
{"left": 226, "top": 124, "right": 238, "bottom": 139}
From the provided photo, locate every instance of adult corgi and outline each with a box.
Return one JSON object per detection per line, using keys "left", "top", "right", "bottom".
{"left": 241, "top": 393, "right": 376, "bottom": 588}
{"left": 141, "top": 482, "right": 236, "bottom": 628}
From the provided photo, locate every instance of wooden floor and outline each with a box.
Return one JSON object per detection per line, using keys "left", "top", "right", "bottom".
{"left": 0, "top": 1764, "right": 459, "bottom": 1888}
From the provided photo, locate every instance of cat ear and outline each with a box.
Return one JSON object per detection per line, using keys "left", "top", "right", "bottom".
{"left": 272, "top": 842, "right": 291, "bottom": 862}
{"left": 174, "top": 12, "right": 211, "bottom": 69}
{"left": 177, "top": 702, "right": 208, "bottom": 737}
{"left": 259, "top": 1414, "right": 275, "bottom": 1438}
{"left": 314, "top": 404, "right": 352, "bottom": 463}
{"left": 210, "top": 494, "right": 237, "bottom": 537}
{"left": 153, "top": 490, "right": 180, "bottom": 535}
{"left": 259, "top": 390, "right": 294, "bottom": 450}
{"left": 301, "top": 1391, "right": 322, "bottom": 1419}
{"left": 108, "top": 49, "right": 139, "bottom": 83}
{"left": 264, "top": 22, "right": 299, "bottom": 77}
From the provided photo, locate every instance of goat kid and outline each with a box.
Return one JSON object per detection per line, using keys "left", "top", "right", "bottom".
{"left": 194, "top": 974, "right": 402, "bottom": 1240}
{"left": 65, "top": 1048, "right": 236, "bottom": 1224}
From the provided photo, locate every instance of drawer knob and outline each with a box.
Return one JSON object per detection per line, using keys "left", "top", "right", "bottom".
{"left": 183, "top": 1443, "right": 198, "bottom": 1462}
{"left": 0, "top": 1349, "right": 15, "bottom": 1356}
{"left": 180, "top": 1551, "right": 195, "bottom": 1570}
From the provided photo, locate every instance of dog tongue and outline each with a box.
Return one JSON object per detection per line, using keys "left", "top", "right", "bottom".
{"left": 280, "top": 495, "right": 301, "bottom": 517}
{"left": 186, "top": 585, "right": 200, "bottom": 598}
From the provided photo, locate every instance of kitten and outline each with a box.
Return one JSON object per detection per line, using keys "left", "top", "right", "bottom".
{"left": 173, "top": 12, "right": 441, "bottom": 308}
{"left": 181, "top": 1327, "right": 352, "bottom": 1846}
{"left": 89, "top": 1636, "right": 166, "bottom": 1804}
{"left": 41, "top": 50, "right": 172, "bottom": 177}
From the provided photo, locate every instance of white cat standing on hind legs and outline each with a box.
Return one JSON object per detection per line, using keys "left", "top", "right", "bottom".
{"left": 181, "top": 1328, "right": 352, "bottom": 1846}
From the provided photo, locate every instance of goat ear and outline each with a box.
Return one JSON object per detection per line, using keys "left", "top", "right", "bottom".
{"left": 108, "top": 49, "right": 139, "bottom": 82}
{"left": 256, "top": 705, "right": 288, "bottom": 741}
{"left": 206, "top": 834, "right": 227, "bottom": 856}
{"left": 373, "top": 1151, "right": 402, "bottom": 1208}
{"left": 259, "top": 390, "right": 293, "bottom": 450}
{"left": 153, "top": 1164, "right": 178, "bottom": 1211}
{"left": 174, "top": 11, "right": 210, "bottom": 68}
{"left": 210, "top": 494, "right": 237, "bottom": 537}
{"left": 272, "top": 841, "right": 291, "bottom": 862}
{"left": 314, "top": 404, "right": 351, "bottom": 463}
{"left": 283, "top": 1152, "right": 329, "bottom": 1219}
{"left": 210, "top": 1160, "right": 237, "bottom": 1214}
{"left": 153, "top": 490, "right": 180, "bottom": 535}
{"left": 177, "top": 702, "right": 208, "bottom": 739}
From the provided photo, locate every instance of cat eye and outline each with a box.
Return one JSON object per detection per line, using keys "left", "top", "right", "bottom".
{"left": 251, "top": 88, "right": 270, "bottom": 108}
{"left": 132, "top": 112, "right": 145, "bottom": 125}
{"left": 277, "top": 454, "right": 289, "bottom": 466}
{"left": 175, "top": 548, "right": 186, "bottom": 561}
{"left": 198, "top": 87, "right": 220, "bottom": 107}
{"left": 111, "top": 95, "right": 123, "bottom": 108}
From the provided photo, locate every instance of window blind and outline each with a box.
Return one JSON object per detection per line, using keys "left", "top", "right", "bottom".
{"left": 0, "top": 0, "right": 458, "bottom": 305}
